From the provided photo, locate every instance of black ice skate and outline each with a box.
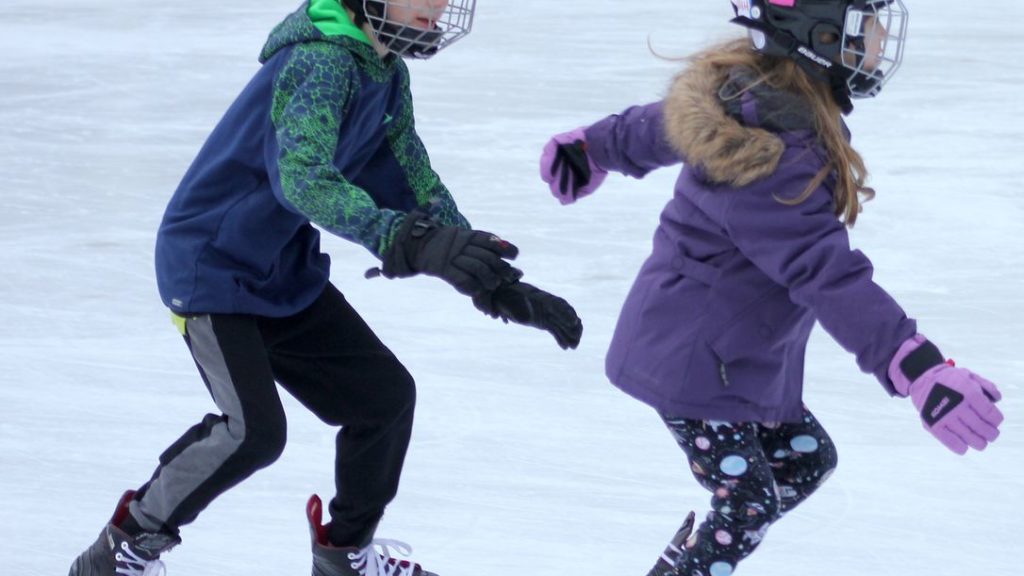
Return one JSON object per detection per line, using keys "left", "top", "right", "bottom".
{"left": 68, "top": 490, "right": 180, "bottom": 576}
{"left": 645, "top": 511, "right": 696, "bottom": 576}
{"left": 307, "top": 495, "right": 437, "bottom": 576}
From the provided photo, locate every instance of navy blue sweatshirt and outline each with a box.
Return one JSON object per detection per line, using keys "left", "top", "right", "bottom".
{"left": 155, "top": 1, "right": 468, "bottom": 316}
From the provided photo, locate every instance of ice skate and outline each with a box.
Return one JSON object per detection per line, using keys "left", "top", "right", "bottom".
{"left": 68, "top": 491, "right": 180, "bottom": 576}
{"left": 307, "top": 495, "right": 438, "bottom": 576}
{"left": 645, "top": 511, "right": 696, "bottom": 576}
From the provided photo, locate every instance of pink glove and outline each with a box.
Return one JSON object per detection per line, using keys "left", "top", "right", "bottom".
{"left": 888, "top": 334, "right": 1004, "bottom": 454}
{"left": 539, "top": 127, "right": 608, "bottom": 205}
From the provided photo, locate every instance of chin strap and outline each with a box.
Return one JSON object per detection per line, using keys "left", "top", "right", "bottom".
{"left": 829, "top": 77, "right": 854, "bottom": 115}
{"left": 731, "top": 15, "right": 854, "bottom": 115}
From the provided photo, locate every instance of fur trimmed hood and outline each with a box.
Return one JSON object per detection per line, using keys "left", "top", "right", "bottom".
{"left": 663, "top": 62, "right": 814, "bottom": 187}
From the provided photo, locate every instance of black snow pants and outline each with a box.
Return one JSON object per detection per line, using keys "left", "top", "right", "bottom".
{"left": 129, "top": 283, "right": 415, "bottom": 547}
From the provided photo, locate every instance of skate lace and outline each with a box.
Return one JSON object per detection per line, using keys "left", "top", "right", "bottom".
{"left": 114, "top": 541, "right": 166, "bottom": 576}
{"left": 347, "top": 539, "right": 419, "bottom": 576}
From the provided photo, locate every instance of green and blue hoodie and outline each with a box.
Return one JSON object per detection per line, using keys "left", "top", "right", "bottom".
{"left": 155, "top": 0, "right": 469, "bottom": 316}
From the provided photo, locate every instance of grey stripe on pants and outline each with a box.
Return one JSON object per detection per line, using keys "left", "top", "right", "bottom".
{"left": 129, "top": 315, "right": 249, "bottom": 532}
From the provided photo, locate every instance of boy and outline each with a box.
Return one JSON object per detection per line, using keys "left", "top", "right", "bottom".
{"left": 69, "top": 2, "right": 581, "bottom": 575}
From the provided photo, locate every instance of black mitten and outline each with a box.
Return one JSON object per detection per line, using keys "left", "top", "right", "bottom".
{"left": 474, "top": 281, "right": 583, "bottom": 349}
{"left": 382, "top": 211, "right": 522, "bottom": 296}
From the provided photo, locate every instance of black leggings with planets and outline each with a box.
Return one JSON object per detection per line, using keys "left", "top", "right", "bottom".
{"left": 660, "top": 407, "right": 838, "bottom": 576}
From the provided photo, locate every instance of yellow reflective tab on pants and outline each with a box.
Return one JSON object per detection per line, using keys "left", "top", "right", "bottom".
{"left": 170, "top": 311, "right": 188, "bottom": 336}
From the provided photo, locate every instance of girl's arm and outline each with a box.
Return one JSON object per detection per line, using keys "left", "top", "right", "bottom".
{"left": 540, "top": 101, "right": 681, "bottom": 204}
{"left": 583, "top": 101, "right": 682, "bottom": 179}
{"left": 722, "top": 166, "right": 917, "bottom": 392}
{"left": 724, "top": 165, "right": 1003, "bottom": 454}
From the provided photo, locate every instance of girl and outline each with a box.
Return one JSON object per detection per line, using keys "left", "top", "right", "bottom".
{"left": 539, "top": 1, "right": 1003, "bottom": 575}
{"left": 69, "top": 2, "right": 581, "bottom": 576}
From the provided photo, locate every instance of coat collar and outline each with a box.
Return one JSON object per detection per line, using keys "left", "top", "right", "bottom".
{"left": 662, "top": 62, "right": 816, "bottom": 187}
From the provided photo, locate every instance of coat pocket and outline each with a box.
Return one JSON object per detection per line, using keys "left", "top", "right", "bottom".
{"left": 708, "top": 286, "right": 803, "bottom": 364}
{"left": 669, "top": 252, "right": 721, "bottom": 287}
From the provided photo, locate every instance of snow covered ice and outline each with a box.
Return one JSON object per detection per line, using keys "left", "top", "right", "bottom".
{"left": 1, "top": 1, "right": 1022, "bottom": 575}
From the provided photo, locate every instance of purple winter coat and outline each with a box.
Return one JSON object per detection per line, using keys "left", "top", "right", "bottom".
{"left": 586, "top": 65, "right": 917, "bottom": 423}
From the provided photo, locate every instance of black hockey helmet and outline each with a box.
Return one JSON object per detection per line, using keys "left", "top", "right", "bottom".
{"left": 730, "top": 0, "right": 909, "bottom": 113}
{"left": 341, "top": 0, "right": 476, "bottom": 59}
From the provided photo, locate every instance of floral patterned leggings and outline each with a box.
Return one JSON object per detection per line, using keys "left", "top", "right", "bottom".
{"left": 660, "top": 407, "right": 838, "bottom": 576}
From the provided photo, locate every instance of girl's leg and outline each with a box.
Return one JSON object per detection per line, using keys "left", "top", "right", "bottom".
{"left": 757, "top": 406, "right": 838, "bottom": 515}
{"left": 661, "top": 417, "right": 782, "bottom": 576}
{"left": 261, "top": 284, "right": 416, "bottom": 547}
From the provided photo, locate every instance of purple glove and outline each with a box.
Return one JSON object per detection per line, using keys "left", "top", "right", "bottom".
{"left": 888, "top": 334, "right": 1003, "bottom": 454}
{"left": 539, "top": 127, "right": 608, "bottom": 205}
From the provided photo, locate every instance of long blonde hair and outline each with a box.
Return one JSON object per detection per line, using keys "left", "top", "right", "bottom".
{"left": 681, "top": 39, "right": 874, "bottom": 226}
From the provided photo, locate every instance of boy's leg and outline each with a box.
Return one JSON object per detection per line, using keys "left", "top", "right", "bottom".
{"left": 659, "top": 417, "right": 783, "bottom": 576}
{"left": 756, "top": 406, "right": 838, "bottom": 515}
{"left": 260, "top": 284, "right": 416, "bottom": 547}
{"left": 129, "top": 314, "right": 287, "bottom": 534}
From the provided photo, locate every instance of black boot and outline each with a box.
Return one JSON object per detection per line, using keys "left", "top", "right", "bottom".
{"left": 69, "top": 491, "right": 180, "bottom": 576}
{"left": 646, "top": 511, "right": 696, "bottom": 576}
{"left": 307, "top": 495, "right": 437, "bottom": 576}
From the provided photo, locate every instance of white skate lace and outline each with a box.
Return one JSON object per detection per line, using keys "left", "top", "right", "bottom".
{"left": 114, "top": 541, "right": 166, "bottom": 576}
{"left": 347, "top": 539, "right": 419, "bottom": 576}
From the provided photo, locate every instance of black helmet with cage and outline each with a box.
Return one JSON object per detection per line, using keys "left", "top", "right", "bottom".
{"left": 341, "top": 0, "right": 476, "bottom": 59}
{"left": 729, "top": 0, "right": 909, "bottom": 113}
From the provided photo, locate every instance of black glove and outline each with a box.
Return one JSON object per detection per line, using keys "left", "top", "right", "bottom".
{"left": 473, "top": 281, "right": 583, "bottom": 350}
{"left": 381, "top": 211, "right": 522, "bottom": 297}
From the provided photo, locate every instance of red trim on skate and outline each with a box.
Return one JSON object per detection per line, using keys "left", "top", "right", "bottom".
{"left": 111, "top": 490, "right": 136, "bottom": 527}
{"left": 306, "top": 494, "right": 330, "bottom": 546}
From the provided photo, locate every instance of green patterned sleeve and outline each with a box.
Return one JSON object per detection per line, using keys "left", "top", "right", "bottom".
{"left": 269, "top": 43, "right": 404, "bottom": 257}
{"left": 386, "top": 61, "right": 471, "bottom": 229}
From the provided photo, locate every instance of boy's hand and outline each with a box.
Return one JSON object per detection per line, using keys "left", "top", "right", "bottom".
{"left": 382, "top": 211, "right": 521, "bottom": 297}
{"left": 473, "top": 281, "right": 583, "bottom": 349}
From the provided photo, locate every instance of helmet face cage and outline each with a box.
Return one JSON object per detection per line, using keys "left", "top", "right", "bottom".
{"left": 363, "top": 0, "right": 476, "bottom": 59}
{"left": 731, "top": 0, "right": 909, "bottom": 101}
{"left": 839, "top": 0, "right": 908, "bottom": 98}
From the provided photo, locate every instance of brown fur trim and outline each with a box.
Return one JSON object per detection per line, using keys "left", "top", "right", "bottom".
{"left": 663, "top": 62, "right": 785, "bottom": 187}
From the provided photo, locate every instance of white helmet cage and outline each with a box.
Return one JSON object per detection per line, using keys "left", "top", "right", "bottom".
{"left": 840, "top": 1, "right": 909, "bottom": 99}
{"left": 361, "top": 0, "right": 476, "bottom": 59}
{"left": 730, "top": 0, "right": 909, "bottom": 101}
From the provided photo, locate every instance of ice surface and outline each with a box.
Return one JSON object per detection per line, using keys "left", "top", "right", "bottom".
{"left": 1, "top": 1, "right": 1021, "bottom": 575}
